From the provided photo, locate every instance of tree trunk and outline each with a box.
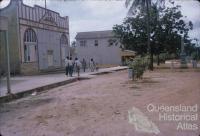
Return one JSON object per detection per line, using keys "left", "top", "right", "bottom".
{"left": 150, "top": 50, "right": 154, "bottom": 70}
{"left": 146, "top": 0, "right": 153, "bottom": 70}
{"left": 157, "top": 54, "right": 160, "bottom": 66}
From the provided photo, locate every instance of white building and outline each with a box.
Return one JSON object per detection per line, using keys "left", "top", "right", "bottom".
{"left": 0, "top": 0, "right": 70, "bottom": 74}
{"left": 75, "top": 30, "right": 123, "bottom": 66}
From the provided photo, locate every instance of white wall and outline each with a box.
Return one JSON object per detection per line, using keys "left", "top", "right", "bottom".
{"left": 76, "top": 38, "right": 121, "bottom": 65}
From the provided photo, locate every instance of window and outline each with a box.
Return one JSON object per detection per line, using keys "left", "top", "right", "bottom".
{"left": 60, "top": 34, "right": 68, "bottom": 45}
{"left": 24, "top": 28, "right": 37, "bottom": 43}
{"left": 60, "top": 34, "right": 68, "bottom": 64}
{"left": 80, "top": 40, "right": 86, "bottom": 47}
{"left": 94, "top": 40, "right": 98, "bottom": 46}
{"left": 108, "top": 39, "right": 113, "bottom": 47}
{"left": 24, "top": 28, "right": 37, "bottom": 62}
{"left": 108, "top": 39, "right": 117, "bottom": 47}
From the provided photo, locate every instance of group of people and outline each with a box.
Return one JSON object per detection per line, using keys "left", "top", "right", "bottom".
{"left": 64, "top": 57, "right": 98, "bottom": 77}
{"left": 64, "top": 57, "right": 81, "bottom": 77}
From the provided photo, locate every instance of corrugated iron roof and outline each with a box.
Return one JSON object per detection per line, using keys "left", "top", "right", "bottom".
{"left": 75, "top": 30, "right": 115, "bottom": 39}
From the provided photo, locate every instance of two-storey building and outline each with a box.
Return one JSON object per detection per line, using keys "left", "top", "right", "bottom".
{"left": 75, "top": 30, "right": 136, "bottom": 67}
{"left": 75, "top": 30, "right": 122, "bottom": 66}
{"left": 0, "top": 0, "right": 70, "bottom": 74}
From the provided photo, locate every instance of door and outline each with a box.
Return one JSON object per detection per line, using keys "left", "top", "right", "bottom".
{"left": 24, "top": 44, "right": 37, "bottom": 62}
{"left": 29, "top": 45, "right": 37, "bottom": 62}
{"left": 61, "top": 46, "right": 66, "bottom": 66}
{"left": 47, "top": 50, "right": 53, "bottom": 67}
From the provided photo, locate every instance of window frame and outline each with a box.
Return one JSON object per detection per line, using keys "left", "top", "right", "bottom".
{"left": 94, "top": 39, "right": 98, "bottom": 46}
{"left": 80, "top": 40, "right": 87, "bottom": 47}
{"left": 23, "top": 28, "right": 37, "bottom": 63}
{"left": 60, "top": 34, "right": 68, "bottom": 45}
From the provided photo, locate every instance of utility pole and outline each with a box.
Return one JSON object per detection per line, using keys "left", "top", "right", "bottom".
{"left": 0, "top": 16, "right": 11, "bottom": 94}
{"left": 45, "top": 0, "right": 47, "bottom": 13}
{"left": 5, "top": 30, "right": 11, "bottom": 94}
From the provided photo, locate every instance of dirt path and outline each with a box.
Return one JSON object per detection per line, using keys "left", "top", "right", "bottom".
{"left": 0, "top": 69, "right": 200, "bottom": 136}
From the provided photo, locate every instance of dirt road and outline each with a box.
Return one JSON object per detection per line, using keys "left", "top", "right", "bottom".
{"left": 0, "top": 69, "right": 200, "bottom": 136}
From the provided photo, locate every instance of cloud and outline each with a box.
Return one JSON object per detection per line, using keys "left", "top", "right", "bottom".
{"left": 23, "top": 0, "right": 51, "bottom": 7}
{"left": 0, "top": 0, "right": 10, "bottom": 8}
{"left": 1, "top": 0, "right": 199, "bottom": 42}
{"left": 189, "top": 27, "right": 200, "bottom": 41}
{"left": 81, "top": 1, "right": 126, "bottom": 17}
{"left": 47, "top": 0, "right": 127, "bottom": 42}
{"left": 176, "top": 0, "right": 200, "bottom": 22}
{"left": 45, "top": 0, "right": 200, "bottom": 42}
{"left": 159, "top": 0, "right": 200, "bottom": 41}
{"left": 178, "top": 0, "right": 200, "bottom": 41}
{"left": 69, "top": 14, "right": 125, "bottom": 41}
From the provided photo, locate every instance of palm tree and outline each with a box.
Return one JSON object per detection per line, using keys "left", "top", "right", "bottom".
{"left": 125, "top": 0, "right": 165, "bottom": 70}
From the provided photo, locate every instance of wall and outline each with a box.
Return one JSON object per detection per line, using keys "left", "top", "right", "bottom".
{"left": 76, "top": 37, "right": 121, "bottom": 66}
{"left": 0, "top": 0, "right": 20, "bottom": 74}
{"left": 1, "top": 0, "right": 70, "bottom": 74}
{"left": 0, "top": 31, "right": 6, "bottom": 75}
{"left": 18, "top": 0, "right": 70, "bottom": 72}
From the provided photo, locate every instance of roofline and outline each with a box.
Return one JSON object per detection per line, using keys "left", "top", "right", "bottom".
{"left": 0, "top": 0, "right": 68, "bottom": 19}
{"left": 76, "top": 30, "right": 113, "bottom": 34}
{"left": 75, "top": 36, "right": 116, "bottom": 40}
{"left": 75, "top": 30, "right": 116, "bottom": 39}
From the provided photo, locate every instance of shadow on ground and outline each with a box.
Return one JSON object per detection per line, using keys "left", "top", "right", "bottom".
{"left": 0, "top": 97, "right": 54, "bottom": 113}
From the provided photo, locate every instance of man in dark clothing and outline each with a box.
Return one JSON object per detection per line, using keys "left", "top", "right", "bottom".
{"left": 64, "top": 56, "right": 69, "bottom": 76}
{"left": 69, "top": 57, "right": 73, "bottom": 77}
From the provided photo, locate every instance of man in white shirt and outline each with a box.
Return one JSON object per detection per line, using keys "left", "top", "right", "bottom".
{"left": 89, "top": 58, "right": 95, "bottom": 72}
{"left": 75, "top": 58, "right": 82, "bottom": 78}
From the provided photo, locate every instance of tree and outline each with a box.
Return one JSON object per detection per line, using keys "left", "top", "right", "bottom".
{"left": 113, "top": 3, "right": 193, "bottom": 65}
{"left": 71, "top": 41, "right": 76, "bottom": 47}
{"left": 125, "top": 0, "right": 165, "bottom": 70}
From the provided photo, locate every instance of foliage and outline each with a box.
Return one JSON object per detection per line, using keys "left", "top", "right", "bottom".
{"left": 108, "top": 39, "right": 118, "bottom": 47}
{"left": 113, "top": 2, "right": 194, "bottom": 65}
{"left": 191, "top": 48, "right": 200, "bottom": 60}
{"left": 125, "top": 0, "right": 166, "bottom": 70}
{"left": 128, "top": 56, "right": 149, "bottom": 79}
{"left": 191, "top": 52, "right": 197, "bottom": 60}
{"left": 153, "top": 53, "right": 178, "bottom": 62}
{"left": 125, "top": 0, "right": 165, "bottom": 18}
{"left": 71, "top": 41, "right": 76, "bottom": 47}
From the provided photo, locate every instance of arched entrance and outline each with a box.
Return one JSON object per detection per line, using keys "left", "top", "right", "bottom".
{"left": 23, "top": 28, "right": 37, "bottom": 62}
{"left": 21, "top": 28, "right": 38, "bottom": 74}
{"left": 60, "top": 33, "right": 68, "bottom": 66}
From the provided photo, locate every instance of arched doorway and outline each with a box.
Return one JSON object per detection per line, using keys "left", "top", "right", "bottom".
{"left": 60, "top": 34, "right": 68, "bottom": 66}
{"left": 23, "top": 28, "right": 37, "bottom": 62}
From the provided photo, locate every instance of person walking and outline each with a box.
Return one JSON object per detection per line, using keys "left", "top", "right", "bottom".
{"left": 75, "top": 58, "right": 82, "bottom": 78}
{"left": 192, "top": 59, "right": 197, "bottom": 68}
{"left": 95, "top": 62, "right": 99, "bottom": 71}
{"left": 82, "top": 58, "right": 87, "bottom": 72}
{"left": 89, "top": 58, "right": 95, "bottom": 72}
{"left": 64, "top": 56, "right": 69, "bottom": 76}
{"left": 69, "top": 57, "right": 73, "bottom": 77}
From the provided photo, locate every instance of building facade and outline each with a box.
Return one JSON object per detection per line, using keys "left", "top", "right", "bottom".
{"left": 0, "top": 0, "right": 69, "bottom": 74}
{"left": 75, "top": 30, "right": 123, "bottom": 66}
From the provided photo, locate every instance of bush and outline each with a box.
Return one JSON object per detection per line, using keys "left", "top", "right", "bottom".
{"left": 127, "top": 56, "right": 149, "bottom": 79}
{"left": 159, "top": 53, "right": 167, "bottom": 63}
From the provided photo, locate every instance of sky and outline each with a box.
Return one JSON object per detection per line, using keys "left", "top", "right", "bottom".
{"left": 0, "top": 0, "right": 200, "bottom": 45}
